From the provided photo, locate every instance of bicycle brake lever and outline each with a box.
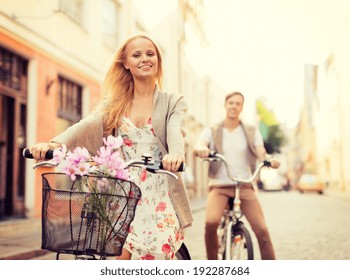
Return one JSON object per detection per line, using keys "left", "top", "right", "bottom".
{"left": 145, "top": 165, "right": 179, "bottom": 180}
{"left": 33, "top": 160, "right": 59, "bottom": 169}
{"left": 153, "top": 169, "right": 178, "bottom": 180}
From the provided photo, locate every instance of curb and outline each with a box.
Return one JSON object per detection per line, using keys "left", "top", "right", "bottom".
{"left": 0, "top": 249, "right": 49, "bottom": 260}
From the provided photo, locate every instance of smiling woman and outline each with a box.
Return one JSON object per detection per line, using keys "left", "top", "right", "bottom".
{"left": 28, "top": 34, "right": 193, "bottom": 260}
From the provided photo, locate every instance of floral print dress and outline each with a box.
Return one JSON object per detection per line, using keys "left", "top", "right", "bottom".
{"left": 118, "top": 116, "right": 184, "bottom": 260}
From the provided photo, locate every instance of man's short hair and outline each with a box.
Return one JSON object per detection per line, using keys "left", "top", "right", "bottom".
{"left": 225, "top": 91, "right": 244, "bottom": 104}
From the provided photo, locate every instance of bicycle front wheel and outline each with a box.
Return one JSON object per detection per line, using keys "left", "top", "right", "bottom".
{"left": 175, "top": 243, "right": 191, "bottom": 260}
{"left": 225, "top": 222, "right": 254, "bottom": 260}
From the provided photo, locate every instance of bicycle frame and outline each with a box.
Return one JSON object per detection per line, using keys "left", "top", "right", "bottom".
{"left": 202, "top": 152, "right": 270, "bottom": 260}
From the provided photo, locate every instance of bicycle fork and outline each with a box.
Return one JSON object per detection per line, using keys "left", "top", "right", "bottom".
{"left": 224, "top": 220, "right": 234, "bottom": 259}
{"left": 225, "top": 187, "right": 243, "bottom": 260}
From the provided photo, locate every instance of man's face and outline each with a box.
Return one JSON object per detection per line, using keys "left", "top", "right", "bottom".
{"left": 225, "top": 94, "right": 244, "bottom": 119}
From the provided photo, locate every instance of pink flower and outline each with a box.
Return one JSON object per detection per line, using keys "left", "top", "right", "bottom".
{"left": 157, "top": 223, "right": 164, "bottom": 229}
{"left": 161, "top": 243, "right": 171, "bottom": 254}
{"left": 123, "top": 138, "right": 133, "bottom": 147}
{"left": 140, "top": 254, "right": 155, "bottom": 260}
{"left": 52, "top": 133, "right": 130, "bottom": 183}
{"left": 92, "top": 147, "right": 129, "bottom": 180}
{"left": 115, "top": 169, "right": 130, "bottom": 180}
{"left": 70, "top": 147, "right": 90, "bottom": 163}
{"left": 52, "top": 145, "right": 67, "bottom": 164}
{"left": 97, "top": 178, "right": 110, "bottom": 193}
{"left": 155, "top": 201, "right": 166, "bottom": 212}
{"left": 128, "top": 190, "right": 135, "bottom": 198}
{"left": 175, "top": 231, "right": 184, "bottom": 242}
{"left": 108, "top": 201, "right": 119, "bottom": 211}
{"left": 151, "top": 127, "right": 156, "bottom": 137}
{"left": 64, "top": 167, "right": 77, "bottom": 181}
{"left": 140, "top": 169, "right": 147, "bottom": 182}
{"left": 103, "top": 135, "right": 123, "bottom": 150}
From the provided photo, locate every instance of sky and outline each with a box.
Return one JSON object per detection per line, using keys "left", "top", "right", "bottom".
{"left": 134, "top": 0, "right": 350, "bottom": 128}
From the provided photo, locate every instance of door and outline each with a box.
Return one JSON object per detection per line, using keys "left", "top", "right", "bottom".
{"left": 0, "top": 47, "right": 28, "bottom": 219}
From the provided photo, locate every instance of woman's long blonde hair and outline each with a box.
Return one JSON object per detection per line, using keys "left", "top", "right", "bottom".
{"left": 100, "top": 34, "right": 163, "bottom": 135}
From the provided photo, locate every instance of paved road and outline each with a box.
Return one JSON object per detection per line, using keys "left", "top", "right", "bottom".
{"left": 33, "top": 190, "right": 350, "bottom": 260}
{"left": 186, "top": 190, "right": 350, "bottom": 260}
{"left": 260, "top": 190, "right": 350, "bottom": 260}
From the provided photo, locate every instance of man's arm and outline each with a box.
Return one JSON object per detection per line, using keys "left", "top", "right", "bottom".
{"left": 193, "top": 138, "right": 211, "bottom": 158}
{"left": 193, "top": 127, "right": 212, "bottom": 158}
{"left": 255, "top": 145, "right": 280, "bottom": 169}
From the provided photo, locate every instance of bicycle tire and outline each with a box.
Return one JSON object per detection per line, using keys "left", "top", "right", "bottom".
{"left": 224, "top": 222, "right": 254, "bottom": 260}
{"left": 175, "top": 243, "right": 191, "bottom": 260}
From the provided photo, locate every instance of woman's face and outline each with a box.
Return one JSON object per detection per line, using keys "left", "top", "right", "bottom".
{"left": 123, "top": 37, "right": 159, "bottom": 80}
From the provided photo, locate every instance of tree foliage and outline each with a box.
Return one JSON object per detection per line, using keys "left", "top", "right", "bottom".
{"left": 256, "top": 99, "right": 286, "bottom": 154}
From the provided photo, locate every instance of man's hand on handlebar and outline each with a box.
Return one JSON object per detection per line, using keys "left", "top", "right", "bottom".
{"left": 193, "top": 145, "right": 211, "bottom": 158}
{"left": 266, "top": 158, "right": 280, "bottom": 169}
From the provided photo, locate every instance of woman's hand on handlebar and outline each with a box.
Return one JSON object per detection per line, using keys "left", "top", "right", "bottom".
{"left": 162, "top": 153, "right": 184, "bottom": 172}
{"left": 29, "top": 142, "right": 61, "bottom": 161}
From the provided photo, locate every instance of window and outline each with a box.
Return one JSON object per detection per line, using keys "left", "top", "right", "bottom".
{"left": 57, "top": 76, "right": 82, "bottom": 124}
{"left": 59, "top": 0, "right": 85, "bottom": 26}
{"left": 0, "top": 47, "right": 28, "bottom": 93}
{"left": 101, "top": 0, "right": 120, "bottom": 48}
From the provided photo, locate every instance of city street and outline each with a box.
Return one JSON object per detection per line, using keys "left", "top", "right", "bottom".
{"left": 32, "top": 190, "right": 350, "bottom": 260}
{"left": 260, "top": 190, "right": 350, "bottom": 260}
{"left": 186, "top": 190, "right": 350, "bottom": 260}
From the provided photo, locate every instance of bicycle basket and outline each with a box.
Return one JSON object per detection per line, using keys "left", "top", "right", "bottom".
{"left": 41, "top": 173, "right": 141, "bottom": 257}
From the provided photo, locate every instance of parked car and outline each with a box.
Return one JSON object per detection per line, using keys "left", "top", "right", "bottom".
{"left": 297, "top": 173, "right": 325, "bottom": 194}
{"left": 259, "top": 168, "right": 286, "bottom": 191}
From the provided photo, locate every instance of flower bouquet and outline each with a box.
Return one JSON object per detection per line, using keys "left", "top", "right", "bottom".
{"left": 40, "top": 136, "right": 141, "bottom": 258}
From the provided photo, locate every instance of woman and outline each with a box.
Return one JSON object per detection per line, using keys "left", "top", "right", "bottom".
{"left": 30, "top": 34, "right": 193, "bottom": 260}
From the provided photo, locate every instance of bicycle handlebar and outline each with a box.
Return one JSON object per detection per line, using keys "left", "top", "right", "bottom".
{"left": 22, "top": 148, "right": 185, "bottom": 179}
{"left": 23, "top": 148, "right": 54, "bottom": 160}
{"left": 202, "top": 151, "right": 271, "bottom": 185}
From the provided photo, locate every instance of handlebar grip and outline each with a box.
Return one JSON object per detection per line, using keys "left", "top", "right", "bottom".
{"left": 208, "top": 151, "right": 218, "bottom": 157}
{"left": 22, "top": 148, "right": 54, "bottom": 160}
{"left": 159, "top": 162, "right": 186, "bottom": 172}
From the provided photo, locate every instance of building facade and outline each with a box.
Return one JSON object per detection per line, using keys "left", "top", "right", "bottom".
{"left": 295, "top": 11, "right": 350, "bottom": 193}
{"left": 0, "top": 0, "right": 223, "bottom": 221}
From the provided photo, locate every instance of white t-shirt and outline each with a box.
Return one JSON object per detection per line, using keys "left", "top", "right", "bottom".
{"left": 199, "top": 124, "right": 264, "bottom": 186}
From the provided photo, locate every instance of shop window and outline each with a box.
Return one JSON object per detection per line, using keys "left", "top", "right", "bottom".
{"left": 57, "top": 76, "right": 82, "bottom": 124}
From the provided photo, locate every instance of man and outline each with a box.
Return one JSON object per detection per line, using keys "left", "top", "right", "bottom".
{"left": 193, "top": 91, "right": 280, "bottom": 260}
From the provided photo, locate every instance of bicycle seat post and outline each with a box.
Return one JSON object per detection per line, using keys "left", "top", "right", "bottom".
{"left": 233, "top": 185, "right": 243, "bottom": 219}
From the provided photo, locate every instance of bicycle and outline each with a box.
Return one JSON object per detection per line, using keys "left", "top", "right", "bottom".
{"left": 201, "top": 151, "right": 271, "bottom": 260}
{"left": 23, "top": 149, "right": 191, "bottom": 260}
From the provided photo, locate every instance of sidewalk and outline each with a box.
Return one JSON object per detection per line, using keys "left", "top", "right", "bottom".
{"left": 0, "top": 197, "right": 207, "bottom": 260}
{"left": 2, "top": 189, "right": 350, "bottom": 260}
{"left": 0, "top": 217, "right": 47, "bottom": 260}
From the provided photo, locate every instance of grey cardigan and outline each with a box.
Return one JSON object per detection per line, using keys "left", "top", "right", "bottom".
{"left": 52, "top": 89, "right": 193, "bottom": 228}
